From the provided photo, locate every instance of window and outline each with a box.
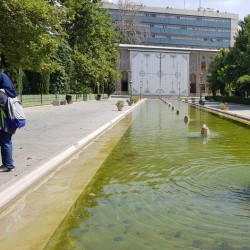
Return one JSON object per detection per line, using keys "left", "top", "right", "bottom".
{"left": 201, "top": 61, "right": 206, "bottom": 70}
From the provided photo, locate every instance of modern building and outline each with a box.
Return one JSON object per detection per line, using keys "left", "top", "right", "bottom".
{"left": 103, "top": 2, "right": 238, "bottom": 50}
{"left": 103, "top": 2, "right": 238, "bottom": 96}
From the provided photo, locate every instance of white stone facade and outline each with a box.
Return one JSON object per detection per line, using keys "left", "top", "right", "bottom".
{"left": 118, "top": 44, "right": 219, "bottom": 97}
{"left": 130, "top": 51, "right": 189, "bottom": 96}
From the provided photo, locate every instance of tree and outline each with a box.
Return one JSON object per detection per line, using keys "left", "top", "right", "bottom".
{"left": 24, "top": 71, "right": 50, "bottom": 94}
{"left": 65, "top": 0, "right": 120, "bottom": 93}
{"left": 207, "top": 15, "right": 250, "bottom": 96}
{"left": 221, "top": 16, "right": 250, "bottom": 96}
{"left": 236, "top": 75, "right": 250, "bottom": 97}
{"left": 112, "top": 0, "right": 150, "bottom": 44}
{"left": 207, "top": 49, "right": 228, "bottom": 95}
{"left": 0, "top": 0, "right": 121, "bottom": 95}
{"left": 217, "top": 47, "right": 248, "bottom": 96}
{"left": 50, "top": 37, "right": 73, "bottom": 94}
{"left": 0, "top": 0, "right": 66, "bottom": 94}
{"left": 0, "top": 0, "right": 64, "bottom": 72}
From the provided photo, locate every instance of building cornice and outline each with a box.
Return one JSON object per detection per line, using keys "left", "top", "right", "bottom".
{"left": 119, "top": 44, "right": 220, "bottom": 53}
{"left": 103, "top": 2, "right": 238, "bottom": 20}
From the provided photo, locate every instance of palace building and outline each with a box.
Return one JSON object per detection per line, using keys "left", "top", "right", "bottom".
{"left": 118, "top": 44, "right": 219, "bottom": 97}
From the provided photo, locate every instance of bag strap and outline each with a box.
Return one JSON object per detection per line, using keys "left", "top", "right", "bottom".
{"left": 0, "top": 107, "right": 6, "bottom": 127}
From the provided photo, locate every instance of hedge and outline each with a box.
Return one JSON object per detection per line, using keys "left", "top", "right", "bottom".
{"left": 205, "top": 96, "right": 250, "bottom": 105}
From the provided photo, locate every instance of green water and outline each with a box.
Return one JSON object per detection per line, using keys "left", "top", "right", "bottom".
{"left": 46, "top": 99, "right": 250, "bottom": 250}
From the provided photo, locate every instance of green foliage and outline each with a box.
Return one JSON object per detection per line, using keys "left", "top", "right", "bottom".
{"left": 0, "top": 0, "right": 120, "bottom": 95}
{"left": 207, "top": 15, "right": 250, "bottom": 97}
{"left": 66, "top": 0, "right": 120, "bottom": 93}
{"left": 50, "top": 69, "right": 69, "bottom": 94}
{"left": 70, "top": 83, "right": 93, "bottom": 94}
{"left": 0, "top": 0, "right": 64, "bottom": 72}
{"left": 116, "top": 100, "right": 124, "bottom": 107}
{"left": 81, "top": 86, "right": 93, "bottom": 94}
{"left": 22, "top": 74, "right": 32, "bottom": 94}
{"left": 50, "top": 37, "right": 73, "bottom": 94}
{"left": 105, "top": 80, "right": 116, "bottom": 96}
{"left": 24, "top": 70, "right": 50, "bottom": 94}
{"left": 235, "top": 75, "right": 250, "bottom": 96}
{"left": 206, "top": 49, "right": 227, "bottom": 95}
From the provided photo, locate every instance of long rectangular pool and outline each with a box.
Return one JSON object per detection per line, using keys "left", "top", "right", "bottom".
{"left": 45, "top": 99, "right": 250, "bottom": 250}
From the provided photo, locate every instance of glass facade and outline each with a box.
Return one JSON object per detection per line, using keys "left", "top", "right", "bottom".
{"left": 104, "top": 3, "right": 238, "bottom": 49}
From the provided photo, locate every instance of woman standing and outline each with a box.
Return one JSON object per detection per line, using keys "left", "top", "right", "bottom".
{"left": 0, "top": 72, "right": 18, "bottom": 172}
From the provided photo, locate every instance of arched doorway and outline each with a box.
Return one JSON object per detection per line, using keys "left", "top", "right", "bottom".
{"left": 121, "top": 71, "right": 128, "bottom": 92}
{"left": 190, "top": 73, "right": 196, "bottom": 95}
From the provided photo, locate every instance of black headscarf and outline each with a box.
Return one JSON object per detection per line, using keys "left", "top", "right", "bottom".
{"left": 0, "top": 73, "right": 18, "bottom": 98}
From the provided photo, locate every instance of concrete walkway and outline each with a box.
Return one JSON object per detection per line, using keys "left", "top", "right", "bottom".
{"left": 0, "top": 97, "right": 141, "bottom": 211}
{"left": 194, "top": 100, "right": 250, "bottom": 125}
{"left": 0, "top": 97, "right": 249, "bottom": 211}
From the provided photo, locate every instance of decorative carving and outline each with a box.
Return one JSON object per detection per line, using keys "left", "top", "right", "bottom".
{"left": 156, "top": 70, "right": 164, "bottom": 78}
{"left": 139, "top": 69, "right": 146, "bottom": 77}
{"left": 175, "top": 72, "right": 181, "bottom": 78}
{"left": 132, "top": 52, "right": 139, "bottom": 58}
{"left": 156, "top": 53, "right": 165, "bottom": 59}
{"left": 156, "top": 89, "right": 165, "bottom": 94}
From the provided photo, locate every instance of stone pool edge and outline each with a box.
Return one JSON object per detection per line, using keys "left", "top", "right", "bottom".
{"left": 189, "top": 103, "right": 250, "bottom": 126}
{"left": 0, "top": 99, "right": 146, "bottom": 212}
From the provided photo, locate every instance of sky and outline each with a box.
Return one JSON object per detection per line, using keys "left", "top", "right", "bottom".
{"left": 116, "top": 0, "right": 250, "bottom": 20}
